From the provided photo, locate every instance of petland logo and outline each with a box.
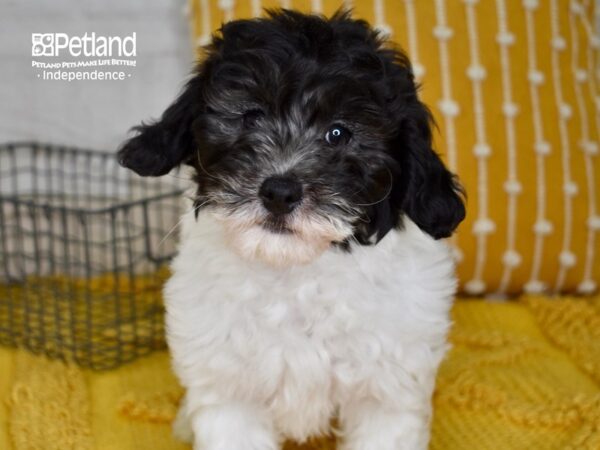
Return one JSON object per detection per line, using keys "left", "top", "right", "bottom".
{"left": 31, "top": 32, "right": 137, "bottom": 81}
{"left": 32, "top": 32, "right": 136, "bottom": 57}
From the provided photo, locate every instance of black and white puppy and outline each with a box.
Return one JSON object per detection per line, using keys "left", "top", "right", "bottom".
{"left": 119, "top": 10, "right": 465, "bottom": 450}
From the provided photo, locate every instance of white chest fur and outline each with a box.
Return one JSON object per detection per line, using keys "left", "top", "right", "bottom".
{"left": 165, "top": 211, "right": 457, "bottom": 445}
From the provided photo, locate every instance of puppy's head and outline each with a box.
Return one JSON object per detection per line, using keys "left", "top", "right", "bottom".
{"left": 118, "top": 10, "right": 465, "bottom": 267}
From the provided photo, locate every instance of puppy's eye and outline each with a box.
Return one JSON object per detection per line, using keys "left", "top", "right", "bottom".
{"left": 325, "top": 125, "right": 351, "bottom": 146}
{"left": 242, "top": 109, "right": 264, "bottom": 128}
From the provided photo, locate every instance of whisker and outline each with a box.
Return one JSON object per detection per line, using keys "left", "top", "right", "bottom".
{"left": 157, "top": 200, "right": 209, "bottom": 248}
{"left": 352, "top": 167, "right": 393, "bottom": 207}
{"left": 166, "top": 172, "right": 193, "bottom": 182}
{"left": 195, "top": 147, "right": 221, "bottom": 182}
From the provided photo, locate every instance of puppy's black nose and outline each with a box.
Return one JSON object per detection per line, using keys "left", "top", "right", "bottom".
{"left": 259, "top": 176, "right": 303, "bottom": 216}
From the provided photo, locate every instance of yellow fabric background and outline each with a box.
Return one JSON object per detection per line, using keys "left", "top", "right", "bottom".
{"left": 188, "top": 0, "right": 600, "bottom": 295}
{"left": 2, "top": 295, "right": 600, "bottom": 449}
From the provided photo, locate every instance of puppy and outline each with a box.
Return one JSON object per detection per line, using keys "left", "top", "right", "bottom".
{"left": 118, "top": 10, "right": 465, "bottom": 450}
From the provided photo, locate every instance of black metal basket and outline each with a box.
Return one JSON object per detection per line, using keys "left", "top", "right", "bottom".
{"left": 0, "top": 142, "right": 183, "bottom": 370}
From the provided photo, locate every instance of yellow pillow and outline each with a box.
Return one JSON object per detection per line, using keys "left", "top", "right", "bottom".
{"left": 188, "top": 0, "right": 600, "bottom": 296}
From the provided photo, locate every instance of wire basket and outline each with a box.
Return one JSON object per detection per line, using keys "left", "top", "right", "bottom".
{"left": 0, "top": 142, "right": 183, "bottom": 370}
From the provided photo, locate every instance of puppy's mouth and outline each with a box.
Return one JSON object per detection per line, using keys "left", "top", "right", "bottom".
{"left": 211, "top": 203, "right": 355, "bottom": 267}
{"left": 261, "top": 216, "right": 294, "bottom": 234}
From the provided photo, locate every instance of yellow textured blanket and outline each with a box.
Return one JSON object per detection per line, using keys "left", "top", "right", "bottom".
{"left": 1, "top": 295, "right": 599, "bottom": 450}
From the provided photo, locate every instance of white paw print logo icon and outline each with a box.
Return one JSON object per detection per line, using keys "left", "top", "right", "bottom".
{"left": 32, "top": 34, "right": 54, "bottom": 56}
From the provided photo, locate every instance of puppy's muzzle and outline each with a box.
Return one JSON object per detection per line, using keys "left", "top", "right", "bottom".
{"left": 259, "top": 176, "right": 303, "bottom": 216}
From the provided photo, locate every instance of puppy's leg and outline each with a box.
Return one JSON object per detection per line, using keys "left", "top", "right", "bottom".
{"left": 188, "top": 401, "right": 279, "bottom": 450}
{"left": 338, "top": 399, "right": 431, "bottom": 450}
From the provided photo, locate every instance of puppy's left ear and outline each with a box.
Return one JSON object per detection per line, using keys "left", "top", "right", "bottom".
{"left": 398, "top": 103, "right": 466, "bottom": 239}
{"left": 117, "top": 76, "right": 202, "bottom": 176}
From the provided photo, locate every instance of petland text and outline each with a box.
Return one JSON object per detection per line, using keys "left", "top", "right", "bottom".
{"left": 32, "top": 33, "right": 136, "bottom": 58}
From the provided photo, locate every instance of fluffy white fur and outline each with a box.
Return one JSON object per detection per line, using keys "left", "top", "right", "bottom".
{"left": 165, "top": 207, "right": 457, "bottom": 450}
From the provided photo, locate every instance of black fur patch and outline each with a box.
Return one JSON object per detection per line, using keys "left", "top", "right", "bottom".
{"left": 118, "top": 9, "right": 465, "bottom": 242}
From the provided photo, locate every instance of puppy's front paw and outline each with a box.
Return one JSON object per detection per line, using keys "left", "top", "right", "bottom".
{"left": 189, "top": 402, "right": 279, "bottom": 450}
{"left": 340, "top": 406, "right": 430, "bottom": 450}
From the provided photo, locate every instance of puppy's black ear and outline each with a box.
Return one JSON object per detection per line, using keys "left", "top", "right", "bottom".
{"left": 398, "top": 103, "right": 466, "bottom": 239}
{"left": 117, "top": 76, "right": 202, "bottom": 176}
